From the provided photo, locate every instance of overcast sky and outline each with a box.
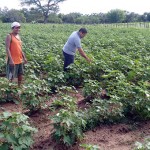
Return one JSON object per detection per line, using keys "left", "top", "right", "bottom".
{"left": 0, "top": 0, "right": 149, "bottom": 14}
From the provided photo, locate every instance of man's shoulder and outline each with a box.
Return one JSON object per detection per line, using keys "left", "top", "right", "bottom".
{"left": 6, "top": 33, "right": 11, "bottom": 37}
{"left": 70, "top": 31, "right": 77, "bottom": 36}
{"left": 5, "top": 33, "right": 12, "bottom": 42}
{"left": 70, "top": 31, "right": 80, "bottom": 39}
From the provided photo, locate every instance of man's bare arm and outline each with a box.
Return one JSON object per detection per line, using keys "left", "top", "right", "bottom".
{"left": 22, "top": 51, "right": 27, "bottom": 64}
{"left": 5, "top": 34, "right": 14, "bottom": 65}
{"left": 78, "top": 48, "right": 91, "bottom": 62}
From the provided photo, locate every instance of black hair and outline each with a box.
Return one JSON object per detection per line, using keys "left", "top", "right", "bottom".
{"left": 79, "top": 28, "right": 88, "bottom": 34}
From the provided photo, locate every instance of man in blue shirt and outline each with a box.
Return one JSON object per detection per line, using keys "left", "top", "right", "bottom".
{"left": 63, "top": 28, "right": 91, "bottom": 71}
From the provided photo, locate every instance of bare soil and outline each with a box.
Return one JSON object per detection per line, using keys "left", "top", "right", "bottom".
{"left": 0, "top": 89, "right": 150, "bottom": 150}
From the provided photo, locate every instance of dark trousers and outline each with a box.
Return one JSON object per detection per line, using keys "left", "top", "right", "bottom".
{"left": 63, "top": 51, "right": 74, "bottom": 71}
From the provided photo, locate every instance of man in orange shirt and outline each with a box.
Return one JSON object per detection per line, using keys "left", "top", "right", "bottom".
{"left": 5, "top": 22, "right": 27, "bottom": 86}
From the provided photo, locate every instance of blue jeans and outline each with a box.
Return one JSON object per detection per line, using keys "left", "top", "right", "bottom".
{"left": 63, "top": 51, "right": 74, "bottom": 71}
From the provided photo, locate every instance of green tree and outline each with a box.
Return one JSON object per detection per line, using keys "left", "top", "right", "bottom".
{"left": 141, "top": 13, "right": 148, "bottom": 22}
{"left": 48, "top": 13, "right": 62, "bottom": 23}
{"left": 146, "top": 12, "right": 150, "bottom": 21}
{"left": 20, "top": 0, "right": 65, "bottom": 23}
{"left": 75, "top": 16, "right": 85, "bottom": 24}
{"left": 0, "top": 8, "right": 3, "bottom": 22}
{"left": 2, "top": 9, "right": 26, "bottom": 23}
{"left": 125, "top": 12, "right": 141, "bottom": 22}
{"left": 107, "top": 9, "right": 126, "bottom": 23}
{"left": 62, "top": 12, "right": 82, "bottom": 23}
{"left": 99, "top": 13, "right": 108, "bottom": 23}
{"left": 88, "top": 13, "right": 101, "bottom": 24}
{"left": 21, "top": 8, "right": 43, "bottom": 22}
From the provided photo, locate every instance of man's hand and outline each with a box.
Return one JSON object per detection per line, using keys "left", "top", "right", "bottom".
{"left": 86, "top": 57, "right": 92, "bottom": 63}
{"left": 9, "top": 59, "right": 15, "bottom": 66}
{"left": 78, "top": 48, "right": 92, "bottom": 63}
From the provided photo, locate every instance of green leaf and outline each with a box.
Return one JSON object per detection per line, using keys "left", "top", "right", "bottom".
{"left": 3, "top": 112, "right": 11, "bottom": 118}
{"left": 0, "top": 143, "right": 9, "bottom": 150}
{"left": 18, "top": 136, "right": 33, "bottom": 147}
{"left": 6, "top": 134, "right": 17, "bottom": 144}
{"left": 0, "top": 133, "right": 4, "bottom": 138}
{"left": 63, "top": 135, "right": 72, "bottom": 145}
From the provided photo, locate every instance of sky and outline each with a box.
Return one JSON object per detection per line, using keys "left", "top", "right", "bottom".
{"left": 0, "top": 0, "right": 149, "bottom": 15}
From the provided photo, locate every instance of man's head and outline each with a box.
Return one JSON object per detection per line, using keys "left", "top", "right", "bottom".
{"left": 11, "top": 22, "right": 21, "bottom": 34}
{"left": 79, "top": 28, "right": 87, "bottom": 38}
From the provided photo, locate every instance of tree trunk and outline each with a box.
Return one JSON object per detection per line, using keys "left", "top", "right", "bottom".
{"left": 44, "top": 15, "right": 48, "bottom": 23}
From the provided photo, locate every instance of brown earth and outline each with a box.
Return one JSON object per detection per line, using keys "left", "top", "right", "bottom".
{"left": 0, "top": 89, "right": 150, "bottom": 150}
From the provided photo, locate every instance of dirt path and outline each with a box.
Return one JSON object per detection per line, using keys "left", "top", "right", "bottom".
{"left": 81, "top": 121, "right": 150, "bottom": 150}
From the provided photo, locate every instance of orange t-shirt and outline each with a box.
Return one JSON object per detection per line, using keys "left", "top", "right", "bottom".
{"left": 9, "top": 34, "right": 23, "bottom": 64}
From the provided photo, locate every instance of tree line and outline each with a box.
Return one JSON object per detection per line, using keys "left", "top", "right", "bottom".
{"left": 0, "top": 7, "right": 150, "bottom": 24}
